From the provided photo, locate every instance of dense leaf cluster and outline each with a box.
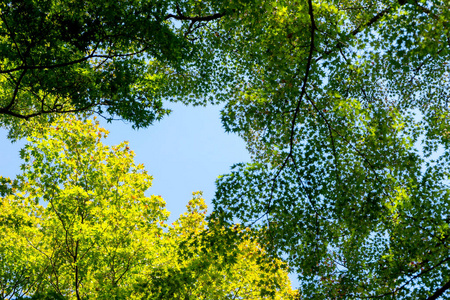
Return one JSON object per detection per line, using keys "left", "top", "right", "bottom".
{"left": 0, "top": 0, "right": 228, "bottom": 128}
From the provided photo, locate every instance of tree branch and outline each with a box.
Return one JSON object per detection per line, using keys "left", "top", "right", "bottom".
{"left": 350, "top": 6, "right": 392, "bottom": 36}
{"left": 165, "top": 12, "right": 226, "bottom": 22}
{"left": 315, "top": 6, "right": 393, "bottom": 62}
{"left": 427, "top": 279, "right": 450, "bottom": 300}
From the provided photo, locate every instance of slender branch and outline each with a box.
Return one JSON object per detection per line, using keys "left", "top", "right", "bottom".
{"left": 3, "top": 69, "right": 27, "bottom": 111}
{"left": 350, "top": 6, "right": 392, "bottom": 36}
{"left": 0, "top": 47, "right": 149, "bottom": 75}
{"left": 0, "top": 13, "right": 25, "bottom": 63}
{"left": 304, "top": 93, "right": 342, "bottom": 189}
{"left": 0, "top": 56, "right": 92, "bottom": 74}
{"left": 23, "top": 235, "right": 64, "bottom": 297}
{"left": 289, "top": 0, "right": 316, "bottom": 150}
{"left": 315, "top": 6, "right": 393, "bottom": 62}
{"left": 49, "top": 196, "right": 74, "bottom": 258}
{"left": 165, "top": 12, "right": 226, "bottom": 22}
{"left": 74, "top": 240, "right": 81, "bottom": 300}
{"left": 363, "top": 256, "right": 450, "bottom": 299}
{"left": 0, "top": 103, "right": 96, "bottom": 120}
{"left": 412, "top": 0, "right": 440, "bottom": 20}
{"left": 426, "top": 279, "right": 450, "bottom": 300}
{"left": 255, "top": 0, "right": 318, "bottom": 233}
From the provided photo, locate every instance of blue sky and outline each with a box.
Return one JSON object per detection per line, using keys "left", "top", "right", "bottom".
{"left": 0, "top": 102, "right": 250, "bottom": 223}
{"left": 98, "top": 102, "right": 251, "bottom": 222}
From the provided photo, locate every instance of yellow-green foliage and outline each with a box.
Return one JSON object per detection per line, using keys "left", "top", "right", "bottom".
{"left": 0, "top": 117, "right": 296, "bottom": 299}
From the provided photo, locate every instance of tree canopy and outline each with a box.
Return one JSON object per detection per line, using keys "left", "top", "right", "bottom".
{"left": 0, "top": 117, "right": 296, "bottom": 299}
{"left": 2, "top": 0, "right": 450, "bottom": 298}
{"left": 0, "top": 0, "right": 226, "bottom": 128}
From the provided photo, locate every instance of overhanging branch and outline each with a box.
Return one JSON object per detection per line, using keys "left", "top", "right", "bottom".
{"left": 426, "top": 279, "right": 450, "bottom": 300}
{"left": 165, "top": 12, "right": 226, "bottom": 22}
